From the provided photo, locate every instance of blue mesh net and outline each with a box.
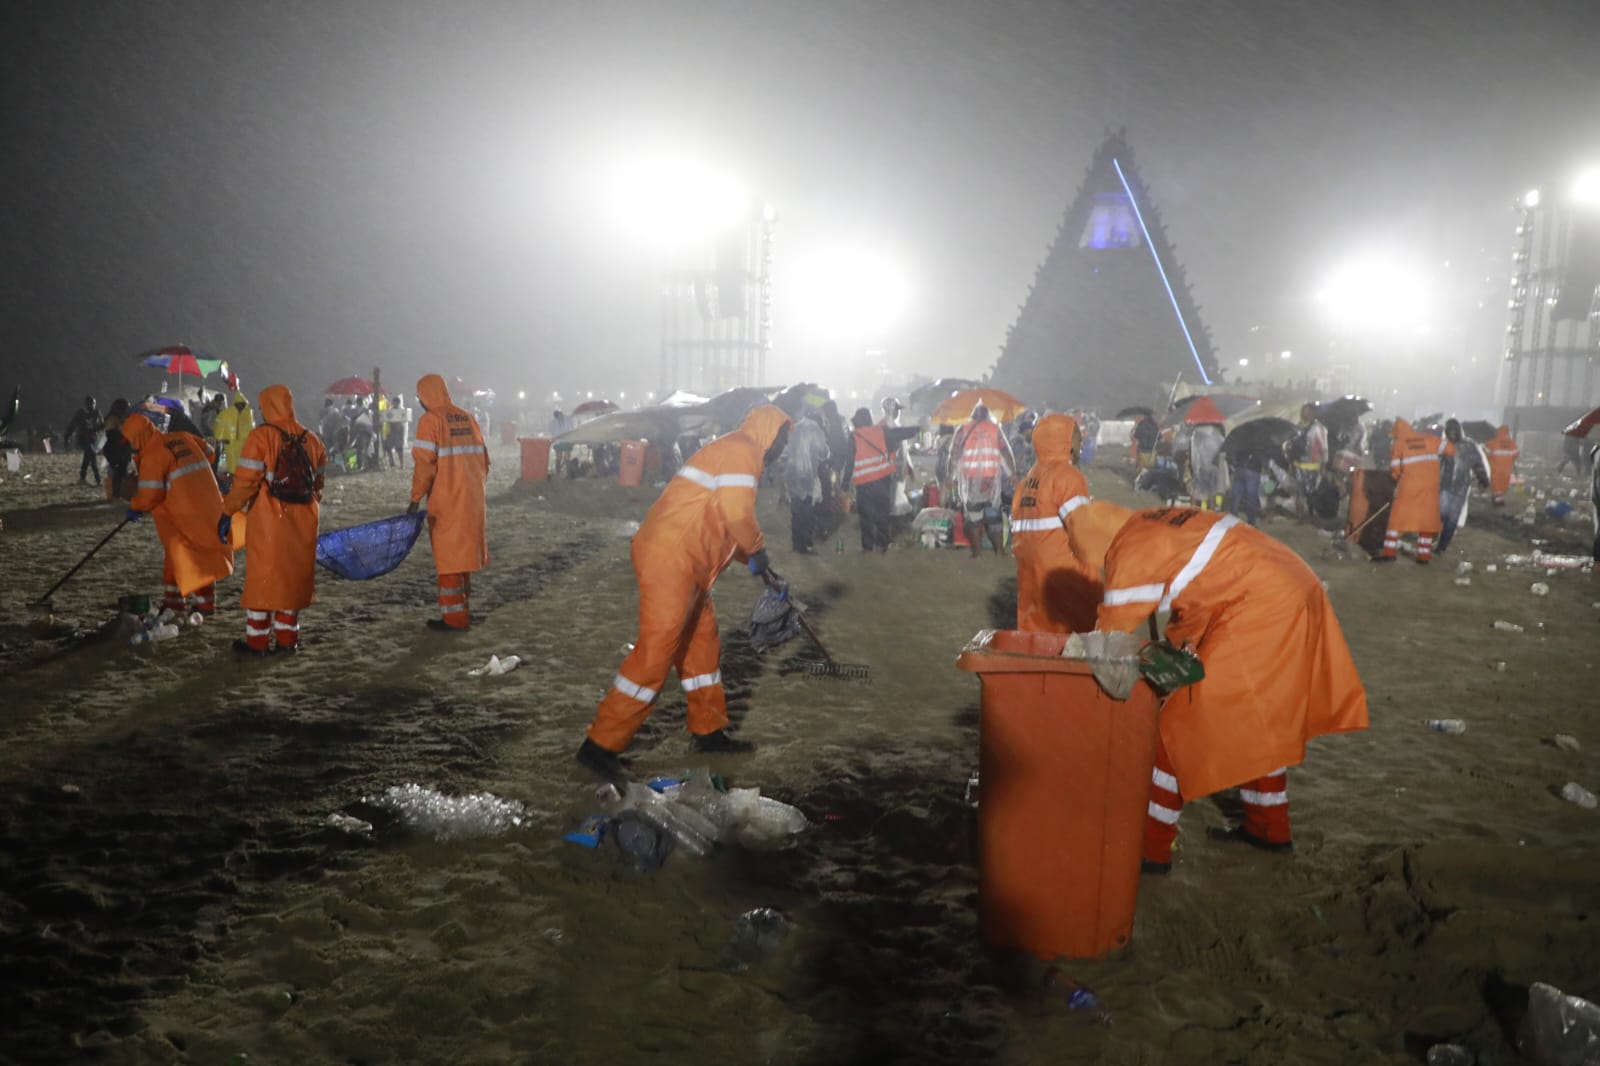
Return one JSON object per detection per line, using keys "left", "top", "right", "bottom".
{"left": 315, "top": 512, "right": 426, "bottom": 580}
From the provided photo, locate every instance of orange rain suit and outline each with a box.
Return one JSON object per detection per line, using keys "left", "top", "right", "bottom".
{"left": 1384, "top": 418, "right": 1443, "bottom": 561}
{"left": 222, "top": 386, "right": 328, "bottom": 650}
{"left": 1485, "top": 425, "right": 1519, "bottom": 504}
{"left": 123, "top": 412, "right": 234, "bottom": 611}
{"left": 410, "top": 374, "right": 490, "bottom": 628}
{"left": 1009, "top": 414, "right": 1100, "bottom": 633}
{"left": 586, "top": 405, "right": 792, "bottom": 753}
{"left": 1096, "top": 508, "right": 1369, "bottom": 861}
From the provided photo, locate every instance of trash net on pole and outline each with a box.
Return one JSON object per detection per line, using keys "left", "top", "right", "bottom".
{"left": 315, "top": 512, "right": 427, "bottom": 580}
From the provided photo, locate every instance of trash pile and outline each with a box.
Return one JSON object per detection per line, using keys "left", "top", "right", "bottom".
{"left": 363, "top": 783, "right": 528, "bottom": 841}
{"left": 563, "top": 768, "right": 808, "bottom": 870}
{"left": 121, "top": 605, "right": 204, "bottom": 646}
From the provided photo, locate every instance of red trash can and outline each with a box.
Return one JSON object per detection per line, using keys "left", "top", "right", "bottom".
{"left": 956, "top": 629, "right": 1161, "bottom": 960}
{"left": 519, "top": 437, "right": 552, "bottom": 482}
{"left": 618, "top": 440, "right": 646, "bottom": 486}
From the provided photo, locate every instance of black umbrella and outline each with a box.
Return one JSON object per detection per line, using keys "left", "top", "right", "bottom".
{"left": 1461, "top": 420, "right": 1496, "bottom": 444}
{"left": 1115, "top": 405, "right": 1156, "bottom": 419}
{"left": 773, "top": 382, "right": 830, "bottom": 419}
{"left": 1315, "top": 396, "right": 1371, "bottom": 422}
{"left": 702, "top": 386, "right": 780, "bottom": 433}
{"left": 1222, "top": 417, "right": 1299, "bottom": 463}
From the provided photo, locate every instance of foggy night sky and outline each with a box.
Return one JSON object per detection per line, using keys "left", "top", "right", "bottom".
{"left": 1, "top": 0, "right": 1596, "bottom": 425}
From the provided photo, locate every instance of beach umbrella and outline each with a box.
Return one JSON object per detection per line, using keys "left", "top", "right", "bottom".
{"left": 1176, "top": 396, "right": 1227, "bottom": 425}
{"left": 572, "top": 399, "right": 618, "bottom": 418}
{"left": 137, "top": 344, "right": 228, "bottom": 399}
{"left": 1167, "top": 393, "right": 1257, "bottom": 427}
{"left": 1221, "top": 417, "right": 1300, "bottom": 463}
{"left": 909, "top": 377, "right": 981, "bottom": 414}
{"left": 702, "top": 386, "right": 782, "bottom": 432}
{"left": 930, "top": 387, "right": 1027, "bottom": 426}
{"left": 1115, "top": 404, "right": 1156, "bottom": 419}
{"left": 325, "top": 376, "right": 378, "bottom": 397}
{"left": 1562, "top": 405, "right": 1600, "bottom": 438}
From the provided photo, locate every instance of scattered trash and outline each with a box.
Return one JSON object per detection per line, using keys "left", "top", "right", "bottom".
{"left": 1453, "top": 577, "right": 1472, "bottom": 587}
{"left": 610, "top": 810, "right": 675, "bottom": 871}
{"left": 187, "top": 611, "right": 205, "bottom": 626}
{"left": 1544, "top": 500, "right": 1574, "bottom": 519}
{"left": 1531, "top": 582, "right": 1551, "bottom": 597}
{"left": 326, "top": 813, "right": 373, "bottom": 836}
{"left": 467, "top": 654, "right": 522, "bottom": 677}
{"left": 562, "top": 814, "right": 608, "bottom": 848}
{"left": 363, "top": 783, "right": 527, "bottom": 841}
{"left": 1489, "top": 661, "right": 1508, "bottom": 672}
{"left": 964, "top": 769, "right": 981, "bottom": 808}
{"left": 1425, "top": 1043, "right": 1475, "bottom": 1066}
{"left": 1546, "top": 734, "right": 1581, "bottom": 753}
{"left": 1044, "top": 969, "right": 1110, "bottom": 1023}
{"left": 1425, "top": 719, "right": 1467, "bottom": 734}
{"left": 1485, "top": 564, "right": 1498, "bottom": 573}
{"left": 1492, "top": 620, "right": 1525, "bottom": 633}
{"left": 1519, "top": 980, "right": 1600, "bottom": 1065}
{"left": 723, "top": 907, "right": 790, "bottom": 972}
{"left": 614, "top": 520, "right": 640, "bottom": 537}
{"left": 606, "top": 781, "right": 718, "bottom": 857}
{"left": 128, "top": 623, "right": 181, "bottom": 646}
{"left": 1455, "top": 561, "right": 1473, "bottom": 575}
{"left": 60, "top": 784, "right": 80, "bottom": 795}
{"left": 1559, "top": 782, "right": 1597, "bottom": 810}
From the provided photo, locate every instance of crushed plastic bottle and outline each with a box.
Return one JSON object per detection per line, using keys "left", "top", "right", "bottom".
{"left": 964, "top": 769, "right": 981, "bottom": 808}
{"left": 1531, "top": 582, "right": 1551, "bottom": 597}
{"left": 1493, "top": 620, "right": 1525, "bottom": 633}
{"left": 187, "top": 611, "right": 205, "bottom": 626}
{"left": 1559, "top": 783, "right": 1597, "bottom": 810}
{"left": 363, "top": 783, "right": 527, "bottom": 841}
{"left": 613, "top": 781, "right": 718, "bottom": 856}
{"left": 1425, "top": 1043, "right": 1475, "bottom": 1066}
{"left": 1426, "top": 719, "right": 1467, "bottom": 734}
{"left": 326, "top": 812, "right": 374, "bottom": 836}
{"left": 467, "top": 654, "right": 521, "bottom": 677}
{"left": 1519, "top": 980, "right": 1600, "bottom": 1066}
{"left": 1453, "top": 577, "right": 1472, "bottom": 587}
{"left": 723, "top": 907, "right": 790, "bottom": 972}
{"left": 129, "top": 623, "right": 181, "bottom": 646}
{"left": 1044, "top": 969, "right": 1109, "bottom": 1024}
{"left": 1455, "top": 561, "right": 1474, "bottom": 576}
{"left": 1548, "top": 734, "right": 1581, "bottom": 753}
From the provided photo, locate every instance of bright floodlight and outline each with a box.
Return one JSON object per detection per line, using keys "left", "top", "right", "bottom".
{"left": 1523, "top": 188, "right": 1542, "bottom": 209}
{"left": 1315, "top": 256, "right": 1431, "bottom": 332}
{"left": 1573, "top": 171, "right": 1600, "bottom": 208}
{"left": 1238, "top": 358, "right": 1249, "bottom": 367}
{"left": 1279, "top": 350, "right": 1292, "bottom": 360}
{"left": 788, "top": 248, "right": 910, "bottom": 338}
{"left": 609, "top": 157, "right": 748, "bottom": 250}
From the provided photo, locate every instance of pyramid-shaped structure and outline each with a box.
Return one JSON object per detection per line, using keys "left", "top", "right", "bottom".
{"left": 991, "top": 131, "right": 1220, "bottom": 412}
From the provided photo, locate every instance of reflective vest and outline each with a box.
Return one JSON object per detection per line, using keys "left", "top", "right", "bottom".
{"left": 851, "top": 425, "right": 893, "bottom": 485}
{"left": 959, "top": 421, "right": 1004, "bottom": 477}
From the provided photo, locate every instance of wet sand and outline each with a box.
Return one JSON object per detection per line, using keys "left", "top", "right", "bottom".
{"left": 1, "top": 446, "right": 1596, "bottom": 1065}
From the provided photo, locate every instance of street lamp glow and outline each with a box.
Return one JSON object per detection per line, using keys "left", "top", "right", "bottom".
{"left": 1238, "top": 358, "right": 1249, "bottom": 367}
{"left": 1522, "top": 188, "right": 1542, "bottom": 209}
{"left": 1279, "top": 350, "right": 1292, "bottom": 360}
{"left": 1573, "top": 170, "right": 1600, "bottom": 208}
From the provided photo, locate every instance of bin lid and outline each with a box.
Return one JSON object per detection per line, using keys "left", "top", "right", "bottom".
{"left": 956, "top": 629, "right": 1101, "bottom": 677}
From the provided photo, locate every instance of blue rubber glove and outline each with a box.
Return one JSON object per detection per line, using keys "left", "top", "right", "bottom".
{"left": 746, "top": 549, "right": 770, "bottom": 576}
{"left": 217, "top": 514, "right": 233, "bottom": 545}
{"left": 124, "top": 508, "right": 143, "bottom": 523}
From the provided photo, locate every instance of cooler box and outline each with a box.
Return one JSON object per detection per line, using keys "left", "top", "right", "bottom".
{"left": 500, "top": 422, "right": 517, "bottom": 446}
{"left": 618, "top": 440, "right": 646, "bottom": 486}
{"left": 519, "top": 437, "right": 551, "bottom": 482}
{"left": 956, "top": 629, "right": 1161, "bottom": 960}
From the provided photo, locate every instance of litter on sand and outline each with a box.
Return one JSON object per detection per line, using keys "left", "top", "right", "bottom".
{"left": 363, "top": 784, "right": 527, "bottom": 841}
{"left": 467, "top": 654, "right": 522, "bottom": 676}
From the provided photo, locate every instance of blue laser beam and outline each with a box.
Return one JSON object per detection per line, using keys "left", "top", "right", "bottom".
{"left": 1113, "top": 157, "right": 1212, "bottom": 385}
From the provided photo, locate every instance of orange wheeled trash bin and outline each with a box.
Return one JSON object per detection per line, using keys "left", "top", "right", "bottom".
{"left": 956, "top": 629, "right": 1161, "bottom": 960}
{"left": 519, "top": 437, "right": 552, "bottom": 482}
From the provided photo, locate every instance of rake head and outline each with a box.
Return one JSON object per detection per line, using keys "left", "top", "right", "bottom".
{"left": 797, "top": 658, "right": 872, "bottom": 683}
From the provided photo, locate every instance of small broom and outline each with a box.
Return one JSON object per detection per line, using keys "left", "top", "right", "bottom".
{"left": 763, "top": 570, "right": 871, "bottom": 683}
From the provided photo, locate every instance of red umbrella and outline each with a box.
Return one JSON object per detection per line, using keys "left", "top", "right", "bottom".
{"left": 572, "top": 399, "right": 619, "bottom": 417}
{"left": 325, "top": 376, "right": 379, "bottom": 397}
{"left": 1563, "top": 406, "right": 1600, "bottom": 438}
{"left": 1181, "top": 395, "right": 1228, "bottom": 425}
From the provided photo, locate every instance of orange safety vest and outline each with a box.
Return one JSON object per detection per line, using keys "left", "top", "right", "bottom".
{"left": 851, "top": 425, "right": 894, "bottom": 485}
{"left": 959, "top": 420, "right": 1004, "bottom": 477}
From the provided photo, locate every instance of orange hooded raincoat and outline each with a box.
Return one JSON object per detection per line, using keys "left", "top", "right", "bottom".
{"left": 124, "top": 412, "right": 235, "bottom": 595}
{"left": 1009, "top": 414, "right": 1100, "bottom": 633}
{"left": 588, "top": 404, "right": 792, "bottom": 752}
{"left": 410, "top": 374, "right": 490, "bottom": 574}
{"left": 1485, "top": 425, "right": 1519, "bottom": 500}
{"left": 1097, "top": 508, "right": 1368, "bottom": 800}
{"left": 1386, "top": 418, "right": 1443, "bottom": 535}
{"left": 222, "top": 386, "right": 328, "bottom": 610}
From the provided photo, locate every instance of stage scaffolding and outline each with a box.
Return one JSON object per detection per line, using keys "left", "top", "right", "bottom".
{"left": 659, "top": 206, "right": 775, "bottom": 395}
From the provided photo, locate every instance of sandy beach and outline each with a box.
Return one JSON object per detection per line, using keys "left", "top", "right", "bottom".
{"left": 1, "top": 444, "right": 1596, "bottom": 1065}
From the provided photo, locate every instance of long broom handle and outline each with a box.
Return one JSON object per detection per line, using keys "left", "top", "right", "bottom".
{"left": 1344, "top": 500, "right": 1391, "bottom": 542}
{"left": 763, "top": 568, "right": 836, "bottom": 665}
{"left": 35, "top": 516, "right": 134, "bottom": 605}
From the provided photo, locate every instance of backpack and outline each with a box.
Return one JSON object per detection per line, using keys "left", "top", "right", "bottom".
{"left": 267, "top": 425, "right": 316, "bottom": 504}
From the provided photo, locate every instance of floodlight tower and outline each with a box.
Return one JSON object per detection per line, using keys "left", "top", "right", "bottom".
{"left": 658, "top": 201, "right": 776, "bottom": 395}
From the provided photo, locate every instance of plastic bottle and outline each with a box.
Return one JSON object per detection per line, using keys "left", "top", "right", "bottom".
{"left": 1425, "top": 1044, "right": 1474, "bottom": 1066}
{"left": 156, "top": 607, "right": 177, "bottom": 626}
{"left": 964, "top": 770, "right": 981, "bottom": 807}
{"left": 188, "top": 611, "right": 205, "bottom": 627}
{"left": 620, "top": 782, "right": 717, "bottom": 856}
{"left": 128, "top": 623, "right": 181, "bottom": 645}
{"left": 1519, "top": 980, "right": 1600, "bottom": 1065}
{"left": 1425, "top": 719, "right": 1466, "bottom": 734}
{"left": 1492, "top": 620, "right": 1524, "bottom": 633}
{"left": 1045, "top": 970, "right": 1109, "bottom": 1023}
{"left": 1560, "top": 782, "right": 1597, "bottom": 810}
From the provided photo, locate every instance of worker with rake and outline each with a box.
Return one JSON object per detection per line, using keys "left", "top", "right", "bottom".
{"left": 578, "top": 404, "right": 791, "bottom": 781}
{"left": 122, "top": 408, "right": 234, "bottom": 617}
